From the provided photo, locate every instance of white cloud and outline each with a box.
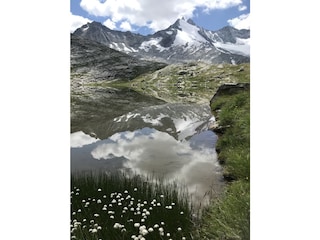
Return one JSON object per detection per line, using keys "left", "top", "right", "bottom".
{"left": 119, "top": 21, "right": 132, "bottom": 31}
{"left": 238, "top": 5, "right": 247, "bottom": 11}
{"left": 227, "top": 13, "right": 250, "bottom": 30}
{"left": 103, "top": 19, "right": 116, "bottom": 29}
{"left": 79, "top": 0, "right": 243, "bottom": 32}
{"left": 70, "top": 12, "right": 92, "bottom": 33}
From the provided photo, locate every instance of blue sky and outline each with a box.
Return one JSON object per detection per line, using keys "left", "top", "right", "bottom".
{"left": 70, "top": 0, "right": 250, "bottom": 34}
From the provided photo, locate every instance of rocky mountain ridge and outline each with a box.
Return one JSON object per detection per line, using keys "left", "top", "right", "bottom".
{"left": 73, "top": 18, "right": 250, "bottom": 64}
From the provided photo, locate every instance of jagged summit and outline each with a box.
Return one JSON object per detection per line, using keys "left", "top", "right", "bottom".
{"left": 73, "top": 18, "right": 250, "bottom": 64}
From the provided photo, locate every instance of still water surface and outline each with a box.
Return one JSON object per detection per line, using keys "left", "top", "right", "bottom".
{"left": 71, "top": 86, "right": 223, "bottom": 204}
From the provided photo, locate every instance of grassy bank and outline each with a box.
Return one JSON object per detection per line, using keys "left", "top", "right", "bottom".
{"left": 197, "top": 86, "right": 250, "bottom": 239}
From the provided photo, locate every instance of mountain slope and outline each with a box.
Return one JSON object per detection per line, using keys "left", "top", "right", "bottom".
{"left": 71, "top": 34, "right": 167, "bottom": 89}
{"left": 73, "top": 18, "right": 250, "bottom": 64}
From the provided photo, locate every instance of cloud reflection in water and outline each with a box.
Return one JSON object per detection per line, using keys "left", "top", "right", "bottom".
{"left": 91, "top": 127, "right": 222, "bottom": 201}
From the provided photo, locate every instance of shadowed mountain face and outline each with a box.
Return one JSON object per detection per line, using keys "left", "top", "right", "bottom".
{"left": 70, "top": 34, "right": 167, "bottom": 88}
{"left": 73, "top": 18, "right": 250, "bottom": 64}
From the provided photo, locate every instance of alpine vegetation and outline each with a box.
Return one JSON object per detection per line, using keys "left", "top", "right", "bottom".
{"left": 71, "top": 172, "right": 194, "bottom": 239}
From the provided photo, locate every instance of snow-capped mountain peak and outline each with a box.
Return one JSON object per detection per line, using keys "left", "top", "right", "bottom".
{"left": 169, "top": 18, "right": 207, "bottom": 47}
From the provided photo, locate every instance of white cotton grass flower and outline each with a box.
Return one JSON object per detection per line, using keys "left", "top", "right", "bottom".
{"left": 103, "top": 195, "right": 107, "bottom": 198}
{"left": 166, "top": 233, "right": 171, "bottom": 237}
{"left": 124, "top": 190, "right": 128, "bottom": 194}
{"left": 113, "top": 223, "right": 124, "bottom": 229}
{"left": 180, "top": 211, "right": 184, "bottom": 215}
{"left": 91, "top": 228, "right": 97, "bottom": 233}
{"left": 134, "top": 223, "right": 140, "bottom": 228}
{"left": 134, "top": 188, "right": 137, "bottom": 191}
{"left": 139, "top": 225, "right": 146, "bottom": 231}
{"left": 160, "top": 194, "right": 164, "bottom": 198}
{"left": 110, "top": 215, "right": 114, "bottom": 219}
{"left": 140, "top": 228, "right": 148, "bottom": 236}
{"left": 182, "top": 237, "right": 186, "bottom": 240}
{"left": 93, "top": 213, "right": 99, "bottom": 217}
{"left": 177, "top": 227, "right": 182, "bottom": 231}
{"left": 148, "top": 227, "right": 154, "bottom": 232}
{"left": 97, "top": 199, "right": 102, "bottom": 204}
{"left": 161, "top": 222, "right": 165, "bottom": 225}
{"left": 97, "top": 188, "right": 102, "bottom": 192}
{"left": 77, "top": 209, "right": 81, "bottom": 212}
{"left": 159, "top": 227, "right": 164, "bottom": 232}
{"left": 153, "top": 224, "right": 159, "bottom": 228}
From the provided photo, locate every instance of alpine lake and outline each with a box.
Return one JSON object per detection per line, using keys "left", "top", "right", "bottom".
{"left": 71, "top": 76, "right": 225, "bottom": 207}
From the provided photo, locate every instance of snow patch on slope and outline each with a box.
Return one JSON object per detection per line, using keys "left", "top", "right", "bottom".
{"left": 213, "top": 37, "right": 250, "bottom": 56}
{"left": 139, "top": 38, "right": 168, "bottom": 52}
{"left": 109, "top": 42, "right": 138, "bottom": 53}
